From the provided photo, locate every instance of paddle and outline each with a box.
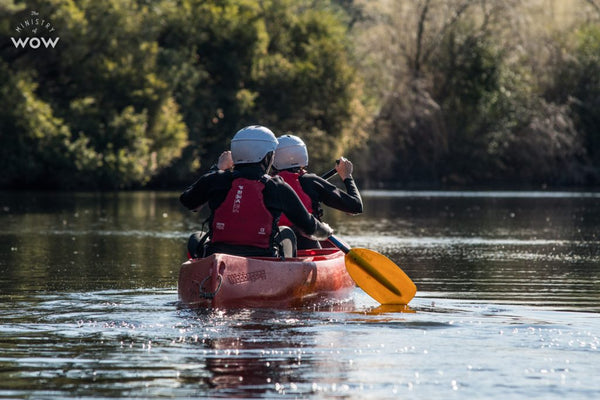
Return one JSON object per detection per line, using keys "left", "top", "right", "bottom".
{"left": 319, "top": 164, "right": 417, "bottom": 305}
{"left": 321, "top": 167, "right": 337, "bottom": 180}
{"left": 321, "top": 159, "right": 340, "bottom": 180}
{"left": 328, "top": 235, "right": 416, "bottom": 305}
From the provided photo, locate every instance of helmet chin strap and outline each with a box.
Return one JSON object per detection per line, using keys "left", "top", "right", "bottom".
{"left": 260, "top": 152, "right": 274, "bottom": 174}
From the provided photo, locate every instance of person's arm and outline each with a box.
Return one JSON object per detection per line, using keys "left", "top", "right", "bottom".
{"left": 304, "top": 174, "right": 363, "bottom": 214}
{"left": 340, "top": 177, "right": 363, "bottom": 214}
{"left": 266, "top": 178, "right": 333, "bottom": 239}
{"left": 179, "top": 172, "right": 215, "bottom": 211}
{"left": 180, "top": 150, "right": 235, "bottom": 211}
{"left": 331, "top": 156, "right": 362, "bottom": 214}
{"left": 217, "top": 151, "right": 234, "bottom": 171}
{"left": 202, "top": 151, "right": 234, "bottom": 173}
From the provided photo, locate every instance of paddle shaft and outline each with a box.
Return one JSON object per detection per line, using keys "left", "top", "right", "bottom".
{"left": 321, "top": 168, "right": 337, "bottom": 180}
{"left": 321, "top": 159, "right": 340, "bottom": 180}
{"left": 328, "top": 234, "right": 350, "bottom": 253}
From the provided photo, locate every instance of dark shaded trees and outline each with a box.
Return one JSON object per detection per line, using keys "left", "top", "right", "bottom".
{"left": 1, "top": 0, "right": 599, "bottom": 189}
{"left": 0, "top": 0, "right": 362, "bottom": 189}
{"left": 1, "top": 0, "right": 188, "bottom": 188}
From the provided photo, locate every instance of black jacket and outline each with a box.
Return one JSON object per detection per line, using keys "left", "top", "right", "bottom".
{"left": 180, "top": 165, "right": 324, "bottom": 239}
{"left": 296, "top": 172, "right": 363, "bottom": 218}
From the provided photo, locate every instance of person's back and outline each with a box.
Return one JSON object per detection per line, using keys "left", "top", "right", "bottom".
{"left": 273, "top": 134, "right": 363, "bottom": 249}
{"left": 180, "top": 126, "right": 333, "bottom": 258}
{"left": 207, "top": 166, "right": 276, "bottom": 255}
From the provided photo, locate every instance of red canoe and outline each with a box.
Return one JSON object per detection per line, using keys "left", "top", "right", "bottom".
{"left": 177, "top": 243, "right": 355, "bottom": 308}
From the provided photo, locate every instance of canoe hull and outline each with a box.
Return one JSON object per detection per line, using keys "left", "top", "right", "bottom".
{"left": 177, "top": 248, "right": 355, "bottom": 308}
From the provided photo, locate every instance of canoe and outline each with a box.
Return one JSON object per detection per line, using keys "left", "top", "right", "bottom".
{"left": 177, "top": 243, "right": 355, "bottom": 308}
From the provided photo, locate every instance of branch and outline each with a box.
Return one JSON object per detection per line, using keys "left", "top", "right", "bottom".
{"left": 420, "top": 0, "right": 475, "bottom": 67}
{"left": 585, "top": 0, "right": 600, "bottom": 16}
{"left": 414, "top": 0, "right": 431, "bottom": 77}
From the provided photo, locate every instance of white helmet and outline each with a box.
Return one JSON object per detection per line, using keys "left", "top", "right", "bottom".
{"left": 231, "top": 125, "right": 278, "bottom": 164}
{"left": 273, "top": 134, "right": 308, "bottom": 170}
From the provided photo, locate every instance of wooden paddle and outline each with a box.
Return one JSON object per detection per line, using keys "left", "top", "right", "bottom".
{"left": 319, "top": 164, "right": 417, "bottom": 305}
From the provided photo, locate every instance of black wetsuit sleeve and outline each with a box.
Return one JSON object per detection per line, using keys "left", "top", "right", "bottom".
{"left": 180, "top": 176, "right": 208, "bottom": 210}
{"left": 301, "top": 174, "right": 363, "bottom": 214}
{"left": 263, "top": 177, "right": 319, "bottom": 235}
{"left": 179, "top": 171, "right": 231, "bottom": 211}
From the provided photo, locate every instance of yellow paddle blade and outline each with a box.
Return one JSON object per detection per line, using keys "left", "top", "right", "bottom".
{"left": 345, "top": 248, "right": 417, "bottom": 305}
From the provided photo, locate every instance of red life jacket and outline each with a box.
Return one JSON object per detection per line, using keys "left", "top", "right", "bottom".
{"left": 211, "top": 176, "right": 274, "bottom": 248}
{"left": 277, "top": 170, "right": 313, "bottom": 227}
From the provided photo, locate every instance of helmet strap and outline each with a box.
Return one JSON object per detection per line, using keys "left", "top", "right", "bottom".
{"left": 260, "top": 152, "right": 274, "bottom": 174}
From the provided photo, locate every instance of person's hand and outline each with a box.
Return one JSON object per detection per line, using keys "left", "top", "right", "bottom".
{"left": 311, "top": 221, "right": 333, "bottom": 240}
{"left": 335, "top": 156, "right": 353, "bottom": 180}
{"left": 217, "top": 151, "right": 234, "bottom": 171}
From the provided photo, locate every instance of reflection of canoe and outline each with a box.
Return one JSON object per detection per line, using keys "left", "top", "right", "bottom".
{"left": 178, "top": 245, "right": 355, "bottom": 308}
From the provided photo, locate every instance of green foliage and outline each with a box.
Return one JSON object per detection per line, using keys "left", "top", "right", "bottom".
{"left": 2, "top": 0, "right": 599, "bottom": 189}
{"left": 157, "top": 0, "right": 268, "bottom": 170}
{"left": 357, "top": 0, "right": 599, "bottom": 187}
{"left": 1, "top": 0, "right": 360, "bottom": 189}
{"left": 155, "top": 0, "right": 360, "bottom": 176}
{"left": 369, "top": 20, "right": 505, "bottom": 185}
{"left": 545, "top": 24, "right": 600, "bottom": 181}
{"left": 574, "top": 25, "right": 600, "bottom": 171}
{"left": 1, "top": 0, "right": 188, "bottom": 189}
{"left": 433, "top": 25, "right": 502, "bottom": 182}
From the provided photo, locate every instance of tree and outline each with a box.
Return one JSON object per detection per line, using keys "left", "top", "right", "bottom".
{"left": 1, "top": 0, "right": 188, "bottom": 188}
{"left": 156, "top": 0, "right": 365, "bottom": 179}
{"left": 544, "top": 24, "right": 600, "bottom": 182}
{"left": 351, "top": 0, "right": 594, "bottom": 186}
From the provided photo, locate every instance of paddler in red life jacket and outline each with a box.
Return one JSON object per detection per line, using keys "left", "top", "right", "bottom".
{"left": 180, "top": 126, "right": 334, "bottom": 258}
{"left": 272, "top": 134, "right": 363, "bottom": 249}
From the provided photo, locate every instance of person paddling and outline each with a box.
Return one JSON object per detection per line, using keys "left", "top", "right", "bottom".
{"left": 272, "top": 134, "right": 363, "bottom": 249}
{"left": 180, "top": 126, "right": 333, "bottom": 259}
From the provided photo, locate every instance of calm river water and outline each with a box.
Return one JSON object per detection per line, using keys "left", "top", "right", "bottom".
{"left": 1, "top": 190, "right": 599, "bottom": 399}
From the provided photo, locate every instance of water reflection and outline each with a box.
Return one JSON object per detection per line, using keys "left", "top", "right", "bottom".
{"left": 0, "top": 192, "right": 186, "bottom": 293}
{"left": 1, "top": 190, "right": 600, "bottom": 398}
{"left": 173, "top": 308, "right": 356, "bottom": 397}
{"left": 337, "top": 192, "right": 600, "bottom": 312}
{"left": 367, "top": 304, "right": 415, "bottom": 314}
{"left": 1, "top": 190, "right": 599, "bottom": 309}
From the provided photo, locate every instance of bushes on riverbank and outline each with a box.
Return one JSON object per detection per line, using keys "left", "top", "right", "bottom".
{"left": 1, "top": 0, "right": 599, "bottom": 189}
{"left": 352, "top": 0, "right": 600, "bottom": 187}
